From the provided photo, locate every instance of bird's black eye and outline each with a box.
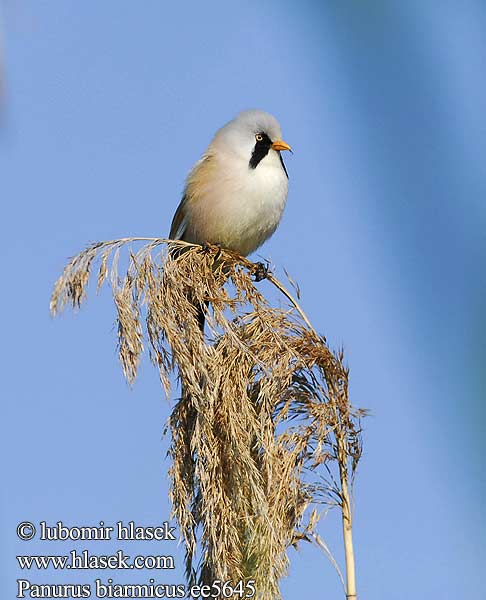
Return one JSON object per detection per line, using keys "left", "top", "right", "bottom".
{"left": 255, "top": 133, "right": 264, "bottom": 142}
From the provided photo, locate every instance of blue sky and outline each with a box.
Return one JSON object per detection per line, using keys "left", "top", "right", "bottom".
{"left": 1, "top": 1, "right": 484, "bottom": 598}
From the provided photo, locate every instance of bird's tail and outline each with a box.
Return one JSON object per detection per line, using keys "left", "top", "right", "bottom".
{"left": 168, "top": 241, "right": 209, "bottom": 335}
{"left": 194, "top": 298, "right": 209, "bottom": 334}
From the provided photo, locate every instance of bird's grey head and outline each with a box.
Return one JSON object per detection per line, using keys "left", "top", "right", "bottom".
{"left": 211, "top": 110, "right": 290, "bottom": 174}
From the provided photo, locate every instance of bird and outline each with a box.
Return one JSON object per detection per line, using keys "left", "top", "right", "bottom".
{"left": 169, "top": 109, "right": 292, "bottom": 330}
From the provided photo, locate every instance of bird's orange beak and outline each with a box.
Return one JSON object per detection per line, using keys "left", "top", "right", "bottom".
{"left": 271, "top": 139, "right": 292, "bottom": 152}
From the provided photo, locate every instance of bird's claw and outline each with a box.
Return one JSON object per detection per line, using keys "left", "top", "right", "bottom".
{"left": 201, "top": 242, "right": 222, "bottom": 260}
{"left": 214, "top": 243, "right": 222, "bottom": 261}
{"left": 252, "top": 261, "right": 269, "bottom": 282}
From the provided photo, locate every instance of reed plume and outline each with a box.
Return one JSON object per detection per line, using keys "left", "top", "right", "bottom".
{"left": 51, "top": 238, "right": 366, "bottom": 599}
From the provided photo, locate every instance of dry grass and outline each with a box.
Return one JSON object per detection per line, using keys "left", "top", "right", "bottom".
{"left": 51, "top": 238, "right": 366, "bottom": 599}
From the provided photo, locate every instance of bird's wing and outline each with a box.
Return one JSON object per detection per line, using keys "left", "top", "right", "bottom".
{"left": 169, "top": 195, "right": 189, "bottom": 240}
{"left": 169, "top": 153, "right": 215, "bottom": 240}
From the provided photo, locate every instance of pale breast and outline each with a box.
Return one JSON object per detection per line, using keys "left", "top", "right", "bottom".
{"left": 182, "top": 151, "right": 288, "bottom": 256}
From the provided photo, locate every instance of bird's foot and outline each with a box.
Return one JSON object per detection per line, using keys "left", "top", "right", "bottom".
{"left": 252, "top": 261, "right": 269, "bottom": 282}
{"left": 201, "top": 242, "right": 222, "bottom": 260}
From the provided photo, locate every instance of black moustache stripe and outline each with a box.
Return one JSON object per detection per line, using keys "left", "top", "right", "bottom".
{"left": 249, "top": 133, "right": 272, "bottom": 169}
{"left": 279, "top": 153, "right": 289, "bottom": 179}
{"left": 249, "top": 132, "right": 289, "bottom": 179}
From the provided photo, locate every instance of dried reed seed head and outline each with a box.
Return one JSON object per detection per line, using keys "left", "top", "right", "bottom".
{"left": 51, "top": 238, "right": 365, "bottom": 599}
